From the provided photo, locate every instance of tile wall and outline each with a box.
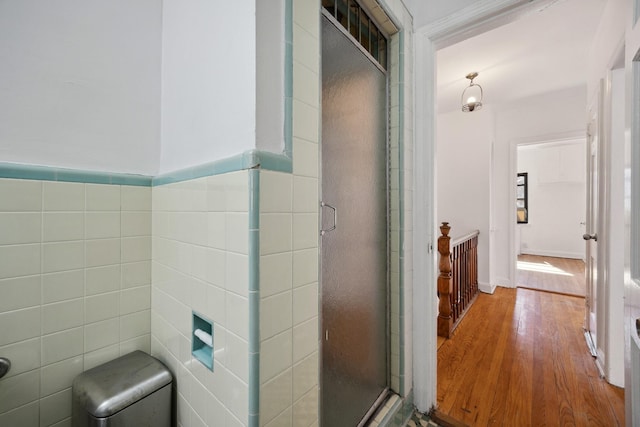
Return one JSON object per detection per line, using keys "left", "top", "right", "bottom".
{"left": 150, "top": 171, "right": 250, "bottom": 427}
{"left": 0, "top": 179, "right": 152, "bottom": 426}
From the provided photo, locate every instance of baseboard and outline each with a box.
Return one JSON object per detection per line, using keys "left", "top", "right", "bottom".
{"left": 520, "top": 249, "right": 583, "bottom": 259}
{"left": 478, "top": 282, "right": 496, "bottom": 294}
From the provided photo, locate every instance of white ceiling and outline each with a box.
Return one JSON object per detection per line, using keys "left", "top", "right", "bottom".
{"left": 434, "top": 0, "right": 606, "bottom": 114}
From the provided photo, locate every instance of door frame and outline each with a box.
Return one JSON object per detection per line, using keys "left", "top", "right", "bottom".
{"left": 319, "top": 11, "right": 391, "bottom": 426}
{"left": 413, "top": 0, "right": 597, "bottom": 412}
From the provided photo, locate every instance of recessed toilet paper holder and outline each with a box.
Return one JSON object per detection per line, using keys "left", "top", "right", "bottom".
{"left": 0, "top": 357, "right": 10, "bottom": 379}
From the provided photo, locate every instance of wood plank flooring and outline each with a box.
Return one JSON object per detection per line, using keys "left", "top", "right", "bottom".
{"left": 437, "top": 287, "right": 624, "bottom": 426}
{"left": 517, "top": 254, "right": 585, "bottom": 297}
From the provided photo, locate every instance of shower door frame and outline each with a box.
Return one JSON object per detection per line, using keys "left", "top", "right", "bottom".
{"left": 319, "top": 7, "right": 392, "bottom": 427}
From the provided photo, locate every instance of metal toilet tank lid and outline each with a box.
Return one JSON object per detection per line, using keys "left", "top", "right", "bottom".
{"left": 73, "top": 350, "right": 173, "bottom": 418}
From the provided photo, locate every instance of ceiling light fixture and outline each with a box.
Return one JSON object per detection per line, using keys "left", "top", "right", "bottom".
{"left": 461, "top": 72, "right": 483, "bottom": 112}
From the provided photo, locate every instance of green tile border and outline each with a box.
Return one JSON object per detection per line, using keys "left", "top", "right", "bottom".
{"left": 248, "top": 169, "right": 261, "bottom": 427}
{"left": 0, "top": 162, "right": 152, "bottom": 186}
{"left": 153, "top": 150, "right": 292, "bottom": 186}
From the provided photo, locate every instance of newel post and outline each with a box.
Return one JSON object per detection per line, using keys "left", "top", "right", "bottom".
{"left": 438, "top": 222, "right": 453, "bottom": 338}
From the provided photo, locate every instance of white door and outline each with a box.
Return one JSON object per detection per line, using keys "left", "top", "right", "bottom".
{"left": 584, "top": 109, "right": 600, "bottom": 359}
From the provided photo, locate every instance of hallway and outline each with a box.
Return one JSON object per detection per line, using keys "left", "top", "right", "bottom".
{"left": 437, "top": 287, "right": 624, "bottom": 426}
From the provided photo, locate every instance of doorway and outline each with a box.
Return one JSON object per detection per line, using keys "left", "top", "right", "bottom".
{"left": 515, "top": 139, "right": 587, "bottom": 297}
{"left": 320, "top": 11, "right": 389, "bottom": 427}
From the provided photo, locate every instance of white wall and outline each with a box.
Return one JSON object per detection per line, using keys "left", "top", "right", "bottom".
{"left": 159, "top": 0, "right": 256, "bottom": 174}
{"left": 517, "top": 141, "right": 586, "bottom": 259}
{"left": 492, "top": 86, "right": 587, "bottom": 285}
{"left": 0, "top": 0, "right": 162, "bottom": 175}
{"left": 437, "top": 107, "right": 493, "bottom": 286}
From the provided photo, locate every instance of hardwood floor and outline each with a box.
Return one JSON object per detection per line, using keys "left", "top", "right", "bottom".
{"left": 517, "top": 254, "right": 585, "bottom": 297}
{"left": 437, "top": 287, "right": 624, "bottom": 426}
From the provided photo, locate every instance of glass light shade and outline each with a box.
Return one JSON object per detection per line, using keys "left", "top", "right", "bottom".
{"left": 461, "top": 83, "right": 483, "bottom": 112}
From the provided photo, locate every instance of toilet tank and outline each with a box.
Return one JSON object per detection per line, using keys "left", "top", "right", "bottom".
{"left": 72, "top": 350, "right": 172, "bottom": 427}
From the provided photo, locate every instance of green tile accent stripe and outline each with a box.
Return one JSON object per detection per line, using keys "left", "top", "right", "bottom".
{"left": 284, "top": 0, "right": 293, "bottom": 159}
{"left": 397, "top": 29, "right": 406, "bottom": 397}
{"left": 248, "top": 168, "right": 260, "bottom": 427}
{"left": 0, "top": 162, "right": 152, "bottom": 186}
{"left": 153, "top": 150, "right": 292, "bottom": 186}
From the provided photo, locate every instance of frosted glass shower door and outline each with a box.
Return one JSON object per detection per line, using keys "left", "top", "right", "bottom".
{"left": 321, "top": 15, "right": 388, "bottom": 427}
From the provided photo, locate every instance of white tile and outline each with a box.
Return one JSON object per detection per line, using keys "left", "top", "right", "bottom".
{"left": 43, "top": 212, "right": 85, "bottom": 242}
{"left": 84, "top": 318, "right": 119, "bottom": 353}
{"left": 120, "top": 334, "right": 151, "bottom": 355}
{"left": 120, "top": 310, "right": 151, "bottom": 341}
{"left": 190, "top": 378, "right": 210, "bottom": 422}
{"left": 43, "top": 182, "right": 84, "bottom": 211}
{"left": 223, "top": 367, "right": 249, "bottom": 424}
{"left": 205, "top": 393, "right": 227, "bottom": 427}
{"left": 293, "top": 176, "right": 318, "bottom": 213}
{"left": 261, "top": 172, "right": 293, "bottom": 213}
{"left": 86, "top": 265, "right": 120, "bottom": 295}
{"left": 42, "top": 299, "right": 84, "bottom": 334}
{"left": 206, "top": 175, "right": 226, "bottom": 212}
{"left": 293, "top": 23, "right": 319, "bottom": 72}
{"left": 42, "top": 327, "right": 83, "bottom": 365}
{"left": 0, "top": 275, "right": 40, "bottom": 312}
{"left": 122, "top": 236, "right": 151, "bottom": 262}
{"left": 0, "top": 213, "right": 41, "bottom": 244}
{"left": 207, "top": 212, "right": 226, "bottom": 250}
{"left": 0, "top": 401, "right": 39, "bottom": 427}
{"left": 121, "top": 186, "right": 151, "bottom": 211}
{"left": 205, "top": 248, "right": 226, "bottom": 288}
{"left": 225, "top": 213, "right": 248, "bottom": 254}
{"left": 293, "top": 352, "right": 318, "bottom": 401}
{"left": 225, "top": 332, "right": 248, "bottom": 383}
{"left": 121, "top": 211, "right": 151, "bottom": 237}
{"left": 260, "top": 330, "right": 292, "bottom": 384}
{"left": 0, "top": 244, "right": 40, "bottom": 279}
{"left": 85, "top": 212, "right": 120, "bottom": 239}
{"left": 42, "top": 241, "right": 84, "bottom": 273}
{"left": 0, "top": 307, "right": 41, "bottom": 346}
{"left": 120, "top": 285, "right": 150, "bottom": 315}
{"left": 83, "top": 344, "right": 120, "bottom": 371}
{"left": 292, "top": 214, "right": 317, "bottom": 250}
{"left": 39, "top": 388, "right": 72, "bottom": 427}
{"left": 40, "top": 355, "right": 83, "bottom": 397}
{"left": 226, "top": 252, "right": 248, "bottom": 297}
{"left": 292, "top": 386, "right": 318, "bottom": 427}
{"left": 292, "top": 138, "right": 319, "bottom": 178}
{"left": 0, "top": 179, "right": 42, "bottom": 212}
{"left": 261, "top": 252, "right": 293, "bottom": 298}
{"left": 292, "top": 249, "right": 318, "bottom": 288}
{"left": 292, "top": 100, "right": 319, "bottom": 144}
{"left": 292, "top": 317, "right": 318, "bottom": 363}
{"left": 122, "top": 261, "right": 151, "bottom": 288}
{"left": 266, "top": 407, "right": 293, "bottom": 427}
{"left": 225, "top": 171, "right": 249, "bottom": 212}
{"left": 85, "top": 238, "right": 120, "bottom": 267}
{"left": 260, "top": 369, "right": 293, "bottom": 426}
{"left": 0, "top": 338, "right": 40, "bottom": 379}
{"left": 0, "top": 369, "right": 40, "bottom": 414}
{"left": 261, "top": 214, "right": 292, "bottom": 255}
{"left": 293, "top": 283, "right": 318, "bottom": 326}
{"left": 293, "top": 62, "right": 319, "bottom": 109}
{"left": 50, "top": 418, "right": 72, "bottom": 427}
{"left": 261, "top": 292, "right": 292, "bottom": 340}
{"left": 226, "top": 293, "right": 248, "bottom": 340}
{"left": 293, "top": 0, "right": 319, "bottom": 40}
{"left": 86, "top": 184, "right": 120, "bottom": 211}
{"left": 42, "top": 270, "right": 84, "bottom": 304}
{"left": 85, "top": 292, "right": 119, "bottom": 324}
{"left": 206, "top": 284, "right": 226, "bottom": 326}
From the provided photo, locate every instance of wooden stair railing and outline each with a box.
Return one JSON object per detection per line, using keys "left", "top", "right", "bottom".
{"left": 437, "top": 222, "right": 480, "bottom": 338}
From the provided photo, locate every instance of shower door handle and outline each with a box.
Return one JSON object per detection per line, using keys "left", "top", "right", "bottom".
{"left": 320, "top": 202, "right": 337, "bottom": 236}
